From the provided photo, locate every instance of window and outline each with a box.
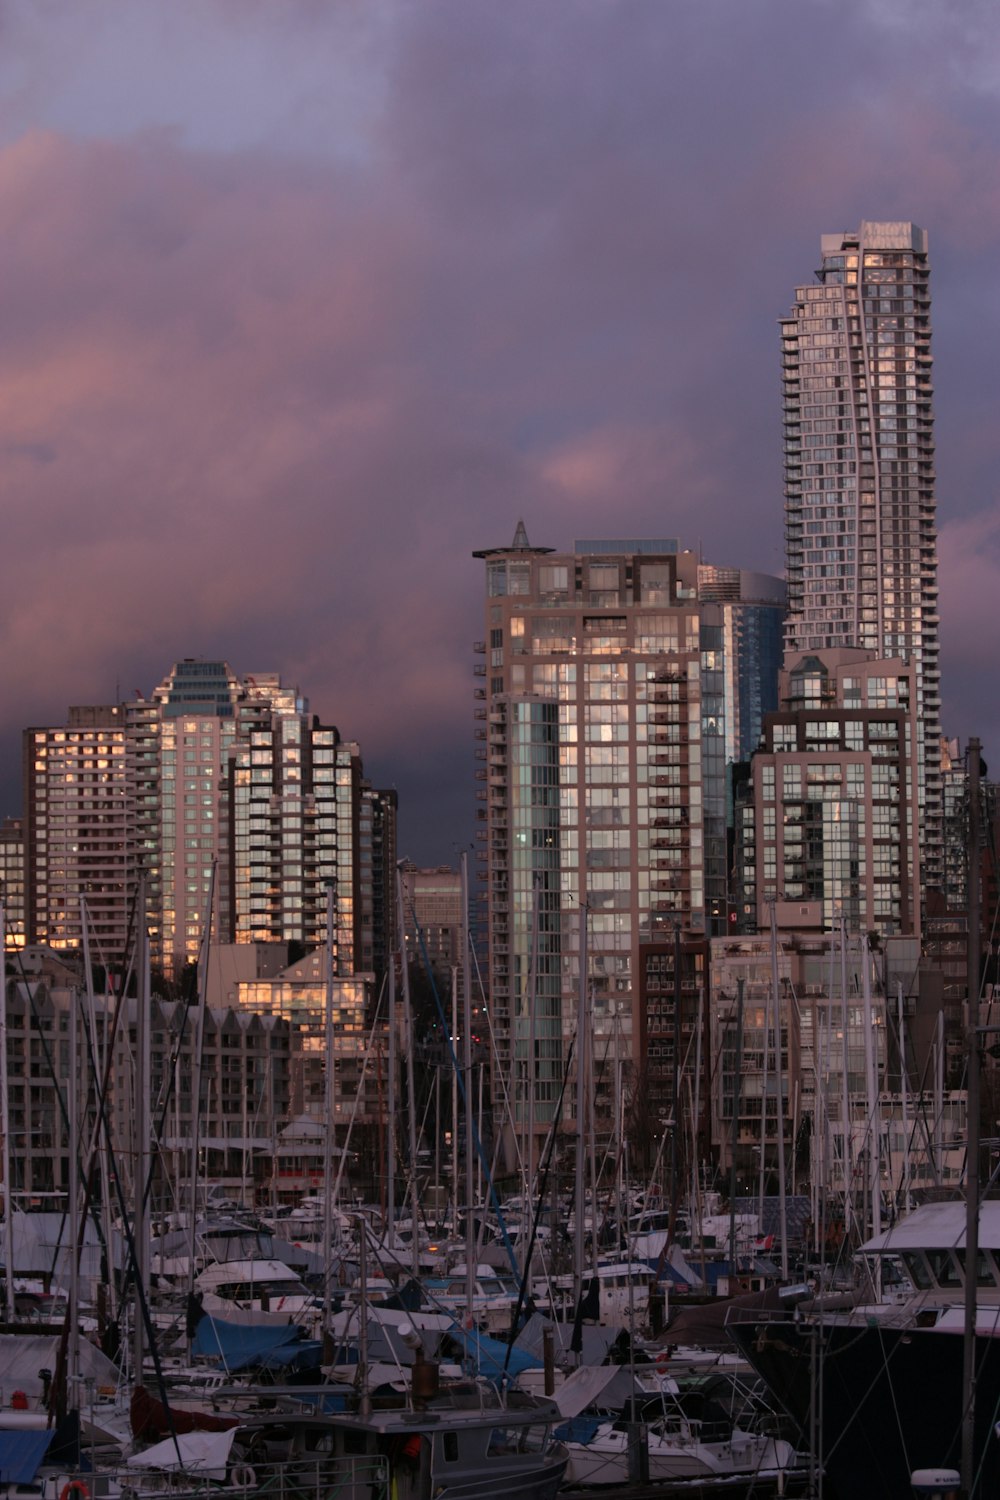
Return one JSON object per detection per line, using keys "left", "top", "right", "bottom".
{"left": 588, "top": 564, "right": 620, "bottom": 604}
{"left": 539, "top": 564, "right": 569, "bottom": 599}
{"left": 639, "top": 563, "right": 673, "bottom": 604}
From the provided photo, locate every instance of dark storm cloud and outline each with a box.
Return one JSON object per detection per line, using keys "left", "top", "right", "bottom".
{"left": 0, "top": 0, "right": 998, "bottom": 855}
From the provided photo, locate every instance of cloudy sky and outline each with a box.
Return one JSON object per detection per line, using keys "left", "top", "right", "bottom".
{"left": 0, "top": 0, "right": 998, "bottom": 862}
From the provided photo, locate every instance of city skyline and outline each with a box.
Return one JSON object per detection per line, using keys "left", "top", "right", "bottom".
{"left": 0, "top": 3, "right": 998, "bottom": 865}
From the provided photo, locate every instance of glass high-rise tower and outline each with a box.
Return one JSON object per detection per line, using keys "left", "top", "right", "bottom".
{"left": 781, "top": 222, "right": 942, "bottom": 903}
{"left": 473, "top": 526, "right": 785, "bottom": 1153}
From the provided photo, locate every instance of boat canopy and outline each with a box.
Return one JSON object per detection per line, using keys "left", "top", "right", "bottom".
{"left": 191, "top": 1315, "right": 307, "bottom": 1367}
{"left": 446, "top": 1325, "right": 541, "bottom": 1382}
{"left": 860, "top": 1200, "right": 1000, "bottom": 1253}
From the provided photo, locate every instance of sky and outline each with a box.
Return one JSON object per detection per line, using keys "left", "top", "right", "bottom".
{"left": 0, "top": 0, "right": 998, "bottom": 864}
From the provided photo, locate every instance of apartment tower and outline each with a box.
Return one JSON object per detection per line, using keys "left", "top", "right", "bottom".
{"left": 781, "top": 222, "right": 942, "bottom": 906}
{"left": 474, "top": 526, "right": 784, "bottom": 1147}
{"left": 23, "top": 663, "right": 394, "bottom": 981}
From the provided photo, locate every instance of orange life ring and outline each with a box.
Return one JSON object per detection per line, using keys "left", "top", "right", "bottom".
{"left": 655, "top": 1352, "right": 670, "bottom": 1374}
{"left": 60, "top": 1482, "right": 90, "bottom": 1500}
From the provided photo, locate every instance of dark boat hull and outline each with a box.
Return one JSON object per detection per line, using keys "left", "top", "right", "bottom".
{"left": 729, "top": 1315, "right": 1000, "bottom": 1499}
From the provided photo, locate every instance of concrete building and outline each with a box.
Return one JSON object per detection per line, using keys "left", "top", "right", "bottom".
{"left": 473, "top": 527, "right": 784, "bottom": 1142}
{"left": 24, "top": 706, "right": 133, "bottom": 961}
{"left": 133, "top": 659, "right": 245, "bottom": 972}
{"left": 781, "top": 221, "right": 942, "bottom": 907}
{"left": 709, "top": 928, "right": 966, "bottom": 1223}
{"left": 235, "top": 950, "right": 374, "bottom": 1137}
{"left": 635, "top": 934, "right": 709, "bottom": 1176}
{"left": 0, "top": 947, "right": 296, "bottom": 1205}
{"left": 359, "top": 785, "right": 397, "bottom": 998}
{"left": 229, "top": 690, "right": 362, "bottom": 969}
{"left": 0, "top": 817, "right": 25, "bottom": 949}
{"left": 22, "top": 662, "right": 396, "bottom": 983}
{"left": 400, "top": 862, "right": 463, "bottom": 987}
{"left": 709, "top": 930, "right": 888, "bottom": 1208}
{"left": 736, "top": 648, "right": 921, "bottom": 937}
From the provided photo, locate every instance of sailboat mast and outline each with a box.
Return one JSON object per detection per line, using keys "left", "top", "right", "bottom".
{"left": 759, "top": 944, "right": 769, "bottom": 1225}
{"left": 394, "top": 864, "right": 421, "bottom": 1283}
{"left": 861, "top": 936, "right": 881, "bottom": 1239}
{"left": 323, "top": 882, "right": 337, "bottom": 1344}
{"left": 670, "top": 922, "right": 681, "bottom": 1219}
{"left": 573, "top": 903, "right": 588, "bottom": 1362}
{"left": 839, "top": 917, "right": 852, "bottom": 1239}
{"left": 461, "top": 853, "right": 476, "bottom": 1323}
{"left": 387, "top": 961, "right": 396, "bottom": 1244}
{"left": 0, "top": 902, "right": 14, "bottom": 1323}
{"left": 769, "top": 903, "right": 788, "bottom": 1279}
{"left": 899, "top": 981, "right": 910, "bottom": 1214}
{"left": 451, "top": 965, "right": 459, "bottom": 1237}
{"left": 185, "top": 866, "right": 216, "bottom": 1357}
{"left": 67, "top": 985, "right": 80, "bottom": 1398}
{"left": 132, "top": 890, "right": 150, "bottom": 1382}
{"left": 691, "top": 989, "right": 703, "bottom": 1238}
{"left": 526, "top": 872, "right": 540, "bottom": 1207}
{"left": 961, "top": 737, "right": 983, "bottom": 1494}
{"left": 728, "top": 979, "right": 745, "bottom": 1285}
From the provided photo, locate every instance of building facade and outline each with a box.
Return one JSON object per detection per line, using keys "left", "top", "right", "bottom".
{"left": 781, "top": 221, "right": 941, "bottom": 906}
{"left": 0, "top": 948, "right": 295, "bottom": 1204}
{"left": 737, "top": 648, "right": 921, "bottom": 936}
{"left": 400, "top": 862, "right": 463, "bottom": 988}
{"left": 473, "top": 527, "right": 784, "bottom": 1141}
{"left": 0, "top": 817, "right": 25, "bottom": 949}
{"left": 24, "top": 706, "right": 133, "bottom": 961}
{"left": 21, "top": 662, "right": 395, "bottom": 982}
{"left": 235, "top": 951, "right": 374, "bottom": 1135}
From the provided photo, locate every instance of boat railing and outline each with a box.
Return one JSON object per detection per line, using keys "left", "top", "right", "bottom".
{"left": 52, "top": 1454, "right": 390, "bottom": 1500}
{"left": 723, "top": 1300, "right": 914, "bottom": 1332}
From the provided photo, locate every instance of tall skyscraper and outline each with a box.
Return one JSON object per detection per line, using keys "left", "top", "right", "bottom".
{"left": 473, "top": 527, "right": 784, "bottom": 1142}
{"left": 781, "top": 221, "right": 942, "bottom": 904}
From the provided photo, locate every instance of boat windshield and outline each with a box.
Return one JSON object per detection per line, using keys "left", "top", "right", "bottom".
{"left": 900, "top": 1253, "right": 931, "bottom": 1289}
{"left": 923, "top": 1249, "right": 961, "bottom": 1288}
{"left": 487, "top": 1425, "right": 549, "bottom": 1455}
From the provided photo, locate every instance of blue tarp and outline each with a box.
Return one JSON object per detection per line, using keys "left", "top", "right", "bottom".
{"left": 447, "top": 1325, "right": 542, "bottom": 1382}
{"left": 0, "top": 1430, "right": 53, "bottom": 1483}
{"left": 255, "top": 1338, "right": 324, "bottom": 1373}
{"left": 191, "top": 1316, "right": 305, "bottom": 1368}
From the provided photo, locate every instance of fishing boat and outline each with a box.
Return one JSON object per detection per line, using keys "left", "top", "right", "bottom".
{"left": 728, "top": 1198, "right": 1000, "bottom": 1499}
{"left": 61, "top": 1365, "right": 569, "bottom": 1500}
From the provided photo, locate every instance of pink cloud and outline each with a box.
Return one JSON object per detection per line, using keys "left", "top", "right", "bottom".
{"left": 1, "top": 0, "right": 1000, "bottom": 854}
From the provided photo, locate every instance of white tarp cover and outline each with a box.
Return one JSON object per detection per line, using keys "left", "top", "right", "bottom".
{"left": 552, "top": 1365, "right": 625, "bottom": 1419}
{"left": 127, "top": 1428, "right": 237, "bottom": 1480}
{"left": 551, "top": 1364, "right": 679, "bottom": 1419}
{"left": 327, "top": 1306, "right": 453, "bottom": 1364}
{"left": 0, "top": 1335, "right": 118, "bottom": 1400}
{"left": 516, "top": 1312, "right": 621, "bottom": 1366}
